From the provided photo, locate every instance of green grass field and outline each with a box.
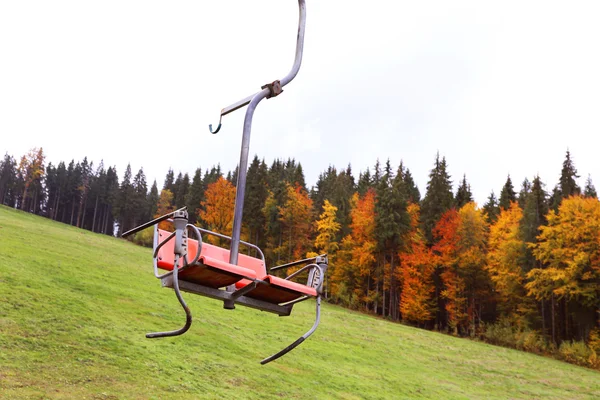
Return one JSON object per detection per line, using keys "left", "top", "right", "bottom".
{"left": 1, "top": 205, "right": 599, "bottom": 399}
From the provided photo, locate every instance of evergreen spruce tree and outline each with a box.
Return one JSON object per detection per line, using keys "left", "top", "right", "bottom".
{"left": 174, "top": 172, "right": 190, "bottom": 208}
{"left": 104, "top": 166, "right": 120, "bottom": 235}
{"left": 332, "top": 164, "right": 355, "bottom": 239}
{"left": 244, "top": 156, "right": 269, "bottom": 249}
{"left": 116, "top": 164, "right": 136, "bottom": 235}
{"left": 204, "top": 165, "right": 222, "bottom": 187}
{"left": 520, "top": 175, "right": 549, "bottom": 271}
{"left": 186, "top": 168, "right": 204, "bottom": 225}
{"left": 0, "top": 153, "right": 17, "bottom": 207}
{"left": 549, "top": 185, "right": 562, "bottom": 212}
{"left": 482, "top": 190, "right": 500, "bottom": 224}
{"left": 421, "top": 153, "right": 454, "bottom": 244}
{"left": 357, "top": 168, "right": 372, "bottom": 196}
{"left": 518, "top": 178, "right": 531, "bottom": 209}
{"left": 549, "top": 150, "right": 582, "bottom": 212}
{"left": 499, "top": 175, "right": 517, "bottom": 210}
{"left": 132, "top": 167, "right": 148, "bottom": 225}
{"left": 147, "top": 180, "right": 159, "bottom": 221}
{"left": 559, "top": 150, "right": 580, "bottom": 198}
{"left": 87, "top": 161, "right": 107, "bottom": 232}
{"left": 375, "top": 160, "right": 410, "bottom": 320}
{"left": 455, "top": 174, "right": 473, "bottom": 208}
{"left": 584, "top": 175, "right": 597, "bottom": 199}
{"left": 312, "top": 165, "right": 337, "bottom": 216}
{"left": 163, "top": 168, "right": 175, "bottom": 192}
{"left": 54, "top": 161, "right": 68, "bottom": 223}
{"left": 402, "top": 167, "right": 421, "bottom": 203}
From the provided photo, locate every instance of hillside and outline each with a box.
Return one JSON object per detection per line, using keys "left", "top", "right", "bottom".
{"left": 1, "top": 205, "right": 599, "bottom": 399}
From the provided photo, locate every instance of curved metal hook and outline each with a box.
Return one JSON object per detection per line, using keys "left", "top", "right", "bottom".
{"left": 146, "top": 254, "right": 193, "bottom": 339}
{"left": 209, "top": 114, "right": 222, "bottom": 134}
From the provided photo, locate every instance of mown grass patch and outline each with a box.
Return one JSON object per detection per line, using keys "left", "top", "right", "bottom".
{"left": 1, "top": 205, "right": 599, "bottom": 399}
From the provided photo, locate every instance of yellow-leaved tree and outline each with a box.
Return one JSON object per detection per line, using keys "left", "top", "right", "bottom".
{"left": 277, "top": 183, "right": 313, "bottom": 263}
{"left": 486, "top": 202, "right": 534, "bottom": 327}
{"left": 527, "top": 196, "right": 600, "bottom": 315}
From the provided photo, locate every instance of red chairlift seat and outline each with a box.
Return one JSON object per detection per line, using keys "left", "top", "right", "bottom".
{"left": 155, "top": 229, "right": 318, "bottom": 302}
{"left": 129, "top": 213, "right": 327, "bottom": 365}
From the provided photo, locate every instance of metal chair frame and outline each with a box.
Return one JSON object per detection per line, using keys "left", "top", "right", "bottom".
{"left": 123, "top": 0, "right": 322, "bottom": 364}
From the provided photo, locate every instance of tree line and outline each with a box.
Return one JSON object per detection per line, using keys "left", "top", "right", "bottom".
{"left": 1, "top": 148, "right": 599, "bottom": 368}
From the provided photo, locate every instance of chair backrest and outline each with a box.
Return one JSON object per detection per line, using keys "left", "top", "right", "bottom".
{"left": 156, "top": 229, "right": 266, "bottom": 278}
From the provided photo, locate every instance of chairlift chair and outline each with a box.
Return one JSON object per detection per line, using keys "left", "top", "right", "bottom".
{"left": 122, "top": 0, "right": 326, "bottom": 365}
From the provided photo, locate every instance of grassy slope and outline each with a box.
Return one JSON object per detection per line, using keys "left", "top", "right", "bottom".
{"left": 0, "top": 205, "right": 598, "bottom": 400}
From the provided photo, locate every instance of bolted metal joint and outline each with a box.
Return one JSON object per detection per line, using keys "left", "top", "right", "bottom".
{"left": 261, "top": 80, "right": 283, "bottom": 99}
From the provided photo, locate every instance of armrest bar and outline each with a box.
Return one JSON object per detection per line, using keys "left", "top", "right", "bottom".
{"left": 270, "top": 254, "right": 327, "bottom": 272}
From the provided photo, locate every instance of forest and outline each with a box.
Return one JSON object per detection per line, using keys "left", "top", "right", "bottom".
{"left": 1, "top": 148, "right": 599, "bottom": 369}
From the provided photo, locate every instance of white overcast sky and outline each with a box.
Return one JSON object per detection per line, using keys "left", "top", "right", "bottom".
{"left": 2, "top": 1, "right": 600, "bottom": 204}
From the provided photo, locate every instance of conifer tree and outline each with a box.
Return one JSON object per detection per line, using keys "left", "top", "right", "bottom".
{"left": 584, "top": 175, "right": 597, "bottom": 199}
{"left": 455, "top": 174, "right": 473, "bottom": 209}
{"left": 357, "top": 168, "right": 372, "bottom": 196}
{"left": 559, "top": 150, "right": 580, "bottom": 198}
{"left": 518, "top": 178, "right": 531, "bottom": 209}
{"left": 482, "top": 191, "right": 500, "bottom": 224}
{"left": 375, "top": 160, "right": 410, "bottom": 319}
{"left": 174, "top": 172, "right": 190, "bottom": 208}
{"left": 244, "top": 156, "right": 269, "bottom": 249}
{"left": 163, "top": 168, "right": 175, "bottom": 192}
{"left": 520, "top": 175, "right": 548, "bottom": 261}
{"left": 147, "top": 180, "right": 159, "bottom": 223}
{"left": 499, "top": 175, "right": 516, "bottom": 210}
{"left": 421, "top": 153, "right": 454, "bottom": 244}
{"left": 402, "top": 167, "right": 421, "bottom": 204}
{"left": 132, "top": 167, "right": 148, "bottom": 225}
{"left": 0, "top": 153, "right": 17, "bottom": 207}
{"left": 116, "top": 164, "right": 136, "bottom": 235}
{"left": 186, "top": 168, "right": 204, "bottom": 225}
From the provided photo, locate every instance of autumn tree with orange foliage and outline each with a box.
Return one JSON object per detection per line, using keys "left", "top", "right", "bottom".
{"left": 198, "top": 177, "right": 236, "bottom": 245}
{"left": 399, "top": 203, "right": 436, "bottom": 325}
{"left": 433, "top": 208, "right": 464, "bottom": 332}
{"left": 434, "top": 203, "right": 490, "bottom": 334}
{"left": 332, "top": 190, "right": 378, "bottom": 309}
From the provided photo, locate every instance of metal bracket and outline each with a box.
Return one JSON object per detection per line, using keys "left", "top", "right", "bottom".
{"left": 261, "top": 80, "right": 283, "bottom": 99}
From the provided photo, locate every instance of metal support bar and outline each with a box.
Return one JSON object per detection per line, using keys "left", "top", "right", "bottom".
{"left": 270, "top": 254, "right": 327, "bottom": 272}
{"left": 260, "top": 295, "right": 321, "bottom": 365}
{"left": 122, "top": 206, "right": 187, "bottom": 238}
{"left": 208, "top": 0, "right": 307, "bottom": 273}
{"left": 161, "top": 276, "right": 292, "bottom": 316}
{"left": 230, "top": 281, "right": 258, "bottom": 300}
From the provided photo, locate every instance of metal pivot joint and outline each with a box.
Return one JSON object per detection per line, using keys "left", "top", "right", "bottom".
{"left": 261, "top": 80, "right": 283, "bottom": 99}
